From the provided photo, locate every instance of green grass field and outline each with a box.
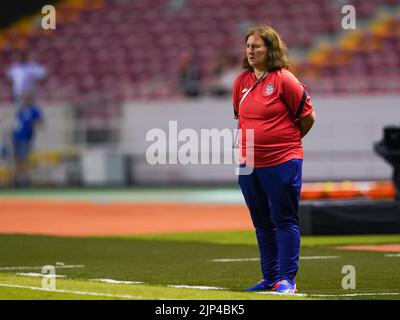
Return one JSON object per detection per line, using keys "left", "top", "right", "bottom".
{"left": 1, "top": 231, "right": 400, "bottom": 300}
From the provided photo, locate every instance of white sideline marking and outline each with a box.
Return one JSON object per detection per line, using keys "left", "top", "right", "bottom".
{"left": 211, "top": 258, "right": 259, "bottom": 262}
{"left": 308, "top": 292, "right": 400, "bottom": 297}
{"left": 168, "top": 285, "right": 226, "bottom": 290}
{"left": 257, "top": 292, "right": 400, "bottom": 298}
{"left": 16, "top": 273, "right": 66, "bottom": 278}
{"left": 0, "top": 265, "right": 84, "bottom": 270}
{"left": 89, "top": 279, "right": 143, "bottom": 285}
{"left": 0, "top": 283, "right": 145, "bottom": 299}
{"left": 300, "top": 256, "right": 339, "bottom": 260}
{"left": 211, "top": 256, "right": 338, "bottom": 262}
{"left": 2, "top": 282, "right": 398, "bottom": 299}
{"left": 385, "top": 254, "right": 400, "bottom": 257}
{"left": 257, "top": 291, "right": 307, "bottom": 297}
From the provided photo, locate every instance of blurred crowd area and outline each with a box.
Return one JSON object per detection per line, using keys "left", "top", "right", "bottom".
{"left": 0, "top": 0, "right": 399, "bottom": 104}
{"left": 0, "top": 0, "right": 399, "bottom": 188}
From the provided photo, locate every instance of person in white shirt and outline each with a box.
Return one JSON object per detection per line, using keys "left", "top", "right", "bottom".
{"left": 6, "top": 51, "right": 47, "bottom": 107}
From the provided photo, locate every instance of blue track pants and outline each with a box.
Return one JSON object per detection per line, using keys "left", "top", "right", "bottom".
{"left": 238, "top": 158, "right": 302, "bottom": 285}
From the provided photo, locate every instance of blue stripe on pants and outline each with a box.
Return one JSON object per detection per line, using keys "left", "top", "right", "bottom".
{"left": 238, "top": 158, "right": 302, "bottom": 285}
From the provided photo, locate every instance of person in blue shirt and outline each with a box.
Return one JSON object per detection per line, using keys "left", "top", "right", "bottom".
{"left": 12, "top": 93, "right": 44, "bottom": 186}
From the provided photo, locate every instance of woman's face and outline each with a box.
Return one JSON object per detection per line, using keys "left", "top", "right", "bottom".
{"left": 246, "top": 34, "right": 267, "bottom": 70}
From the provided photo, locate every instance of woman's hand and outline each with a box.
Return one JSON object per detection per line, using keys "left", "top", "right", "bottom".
{"left": 299, "top": 110, "right": 316, "bottom": 138}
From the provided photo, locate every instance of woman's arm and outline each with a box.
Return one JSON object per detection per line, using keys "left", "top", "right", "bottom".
{"left": 299, "top": 110, "right": 316, "bottom": 138}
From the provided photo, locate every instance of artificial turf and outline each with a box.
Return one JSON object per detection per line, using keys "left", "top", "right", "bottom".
{"left": 0, "top": 232, "right": 399, "bottom": 300}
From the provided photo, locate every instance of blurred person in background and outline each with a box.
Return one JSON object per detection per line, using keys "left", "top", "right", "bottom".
{"left": 233, "top": 25, "right": 316, "bottom": 294}
{"left": 6, "top": 50, "right": 47, "bottom": 108}
{"left": 0, "top": 113, "right": 9, "bottom": 163}
{"left": 12, "top": 92, "right": 44, "bottom": 187}
{"left": 176, "top": 51, "right": 202, "bottom": 97}
{"left": 206, "top": 48, "right": 241, "bottom": 97}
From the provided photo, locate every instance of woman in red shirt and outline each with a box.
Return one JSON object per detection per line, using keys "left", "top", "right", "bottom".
{"left": 233, "top": 25, "right": 316, "bottom": 294}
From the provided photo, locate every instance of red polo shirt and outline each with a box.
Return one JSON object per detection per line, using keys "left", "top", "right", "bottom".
{"left": 232, "top": 68, "right": 313, "bottom": 168}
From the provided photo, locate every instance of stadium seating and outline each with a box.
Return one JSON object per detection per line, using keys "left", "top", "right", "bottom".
{"left": 0, "top": 0, "right": 399, "bottom": 101}
{"left": 298, "top": 11, "right": 400, "bottom": 95}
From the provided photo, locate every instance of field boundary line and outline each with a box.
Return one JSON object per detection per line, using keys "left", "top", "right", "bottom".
{"left": 300, "top": 256, "right": 339, "bottom": 260}
{"left": 307, "top": 292, "right": 400, "bottom": 297}
{"left": 258, "top": 291, "right": 400, "bottom": 298}
{"left": 167, "top": 285, "right": 226, "bottom": 290}
{"left": 16, "top": 273, "right": 66, "bottom": 278}
{"left": 89, "top": 279, "right": 144, "bottom": 284}
{"left": 211, "top": 256, "right": 339, "bottom": 262}
{"left": 211, "top": 258, "right": 259, "bottom": 262}
{"left": 3, "top": 282, "right": 398, "bottom": 299}
{"left": 0, "top": 265, "right": 84, "bottom": 270}
{"left": 0, "top": 283, "right": 145, "bottom": 299}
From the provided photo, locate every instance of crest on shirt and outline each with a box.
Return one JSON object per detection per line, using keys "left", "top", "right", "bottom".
{"left": 265, "top": 84, "right": 274, "bottom": 95}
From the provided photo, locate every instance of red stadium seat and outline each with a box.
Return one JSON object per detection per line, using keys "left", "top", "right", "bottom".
{"left": 0, "top": 0, "right": 398, "bottom": 100}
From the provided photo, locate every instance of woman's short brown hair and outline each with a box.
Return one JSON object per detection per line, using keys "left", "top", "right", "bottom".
{"left": 242, "top": 25, "right": 289, "bottom": 72}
